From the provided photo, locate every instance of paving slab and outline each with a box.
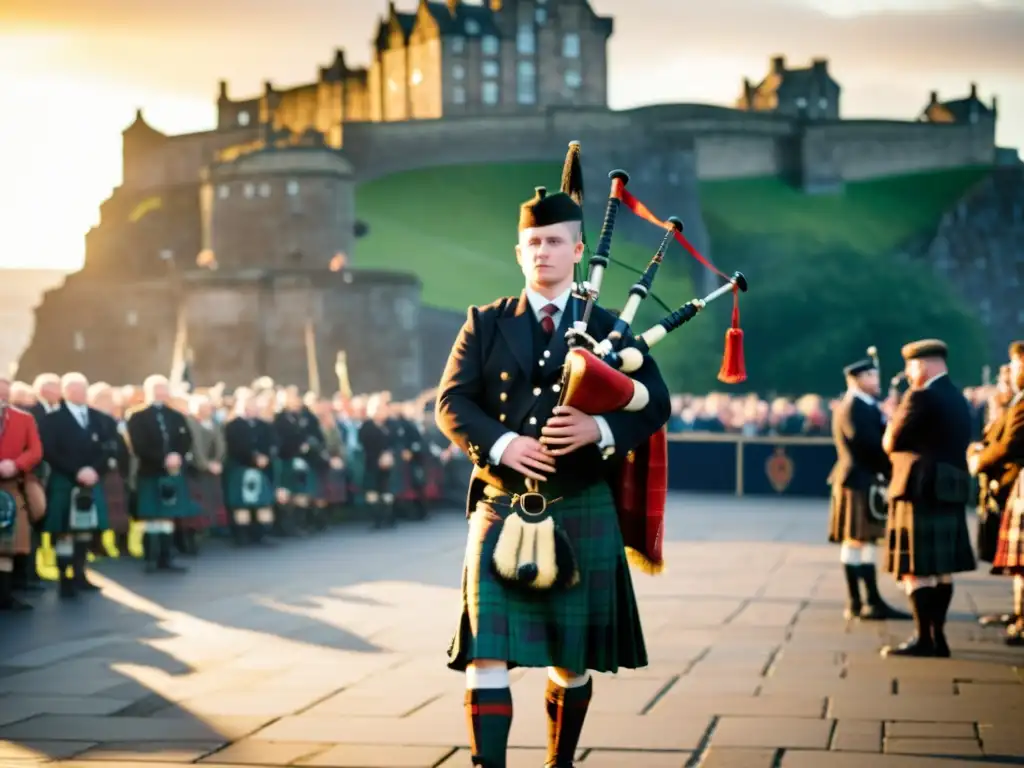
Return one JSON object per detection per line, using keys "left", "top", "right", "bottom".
{"left": 0, "top": 494, "right": 1022, "bottom": 766}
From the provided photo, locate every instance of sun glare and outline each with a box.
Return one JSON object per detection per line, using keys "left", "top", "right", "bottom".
{"left": 0, "top": 33, "right": 212, "bottom": 271}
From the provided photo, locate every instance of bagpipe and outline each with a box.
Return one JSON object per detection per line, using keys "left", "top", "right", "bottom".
{"left": 555, "top": 141, "right": 749, "bottom": 574}
{"left": 865, "top": 345, "right": 890, "bottom": 522}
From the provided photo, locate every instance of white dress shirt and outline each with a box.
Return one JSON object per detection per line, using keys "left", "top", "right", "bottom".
{"left": 66, "top": 402, "right": 89, "bottom": 429}
{"left": 489, "top": 287, "right": 615, "bottom": 466}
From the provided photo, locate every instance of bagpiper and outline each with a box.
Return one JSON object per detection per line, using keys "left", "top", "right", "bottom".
{"left": 881, "top": 339, "right": 975, "bottom": 658}
{"left": 434, "top": 183, "right": 671, "bottom": 767}
{"left": 971, "top": 341, "right": 1024, "bottom": 644}
{"left": 827, "top": 358, "right": 909, "bottom": 621}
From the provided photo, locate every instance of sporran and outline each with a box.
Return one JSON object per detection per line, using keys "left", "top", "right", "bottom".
{"left": 69, "top": 486, "right": 99, "bottom": 531}
{"left": 491, "top": 486, "right": 579, "bottom": 592}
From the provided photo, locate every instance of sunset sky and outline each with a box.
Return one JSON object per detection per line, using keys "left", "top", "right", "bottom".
{"left": 0, "top": 0, "right": 1020, "bottom": 271}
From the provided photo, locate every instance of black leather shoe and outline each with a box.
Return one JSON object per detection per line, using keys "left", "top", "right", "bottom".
{"left": 881, "top": 635, "right": 935, "bottom": 658}
{"left": 861, "top": 602, "right": 913, "bottom": 621}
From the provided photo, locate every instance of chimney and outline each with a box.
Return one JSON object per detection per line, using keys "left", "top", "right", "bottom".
{"left": 218, "top": 80, "right": 229, "bottom": 100}
{"left": 811, "top": 58, "right": 827, "bottom": 73}
{"left": 992, "top": 95, "right": 998, "bottom": 115}
{"left": 264, "top": 80, "right": 274, "bottom": 95}
{"left": 771, "top": 55, "right": 785, "bottom": 74}
{"left": 970, "top": 82, "right": 978, "bottom": 99}
{"left": 929, "top": 90, "right": 938, "bottom": 105}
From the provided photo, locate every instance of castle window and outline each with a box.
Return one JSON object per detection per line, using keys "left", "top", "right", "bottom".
{"left": 517, "top": 61, "right": 536, "bottom": 105}
{"left": 217, "top": 184, "right": 230, "bottom": 199}
{"left": 453, "top": 64, "right": 465, "bottom": 80}
{"left": 243, "top": 183, "right": 255, "bottom": 198}
{"left": 565, "top": 70, "right": 581, "bottom": 90}
{"left": 411, "top": 68, "right": 423, "bottom": 86}
{"left": 562, "top": 33, "right": 580, "bottom": 58}
{"left": 482, "top": 60, "right": 499, "bottom": 78}
{"left": 536, "top": 8, "right": 546, "bottom": 23}
{"left": 482, "top": 81, "right": 499, "bottom": 106}
{"left": 125, "top": 310, "right": 138, "bottom": 327}
{"left": 465, "top": 19, "right": 480, "bottom": 35}
{"left": 73, "top": 331, "right": 85, "bottom": 352}
{"left": 237, "top": 111, "right": 250, "bottom": 126}
{"left": 286, "top": 180, "right": 299, "bottom": 196}
{"left": 453, "top": 85, "right": 466, "bottom": 105}
{"left": 258, "top": 183, "right": 271, "bottom": 198}
{"left": 451, "top": 36, "right": 465, "bottom": 54}
{"left": 482, "top": 35, "right": 499, "bottom": 56}
{"left": 517, "top": 24, "right": 535, "bottom": 55}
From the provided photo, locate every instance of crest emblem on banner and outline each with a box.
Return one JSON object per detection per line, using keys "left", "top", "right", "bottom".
{"left": 766, "top": 446, "right": 793, "bottom": 493}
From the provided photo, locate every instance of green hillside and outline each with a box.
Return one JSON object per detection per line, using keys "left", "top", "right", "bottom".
{"left": 354, "top": 163, "right": 990, "bottom": 390}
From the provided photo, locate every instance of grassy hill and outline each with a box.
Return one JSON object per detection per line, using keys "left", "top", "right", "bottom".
{"left": 354, "top": 164, "right": 990, "bottom": 388}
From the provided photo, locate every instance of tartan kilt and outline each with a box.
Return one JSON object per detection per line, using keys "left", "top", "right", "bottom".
{"left": 991, "top": 482, "right": 1024, "bottom": 575}
{"left": 40, "top": 472, "right": 110, "bottom": 535}
{"left": 347, "top": 449, "right": 366, "bottom": 498}
{"left": 397, "top": 462, "right": 426, "bottom": 502}
{"left": 883, "top": 499, "right": 976, "bottom": 579}
{"left": 828, "top": 484, "right": 885, "bottom": 543}
{"left": 447, "top": 481, "right": 647, "bottom": 675}
{"left": 278, "top": 459, "right": 320, "bottom": 497}
{"left": 316, "top": 466, "right": 348, "bottom": 505}
{"left": 223, "top": 463, "right": 275, "bottom": 510}
{"left": 102, "top": 474, "right": 131, "bottom": 534}
{"left": 0, "top": 480, "right": 29, "bottom": 556}
{"left": 425, "top": 462, "right": 443, "bottom": 502}
{"left": 135, "top": 473, "right": 197, "bottom": 520}
{"left": 183, "top": 472, "right": 225, "bottom": 530}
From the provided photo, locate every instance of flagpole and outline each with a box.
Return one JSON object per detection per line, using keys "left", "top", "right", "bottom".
{"left": 305, "top": 319, "right": 321, "bottom": 397}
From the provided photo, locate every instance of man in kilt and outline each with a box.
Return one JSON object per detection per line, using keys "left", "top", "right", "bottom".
{"left": 828, "top": 359, "right": 909, "bottom": 621}
{"left": 359, "top": 394, "right": 397, "bottom": 530}
{"left": 435, "top": 186, "right": 671, "bottom": 767}
{"left": 881, "top": 339, "right": 976, "bottom": 658}
{"left": 273, "top": 388, "right": 322, "bottom": 535}
{"left": 125, "top": 375, "right": 194, "bottom": 574}
{"left": 972, "top": 341, "right": 1024, "bottom": 644}
{"left": 223, "top": 393, "right": 278, "bottom": 545}
{"left": 38, "top": 373, "right": 121, "bottom": 597}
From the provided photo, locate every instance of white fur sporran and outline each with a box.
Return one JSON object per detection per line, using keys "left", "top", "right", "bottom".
{"left": 491, "top": 491, "right": 579, "bottom": 591}
{"left": 241, "top": 469, "right": 263, "bottom": 507}
{"left": 69, "top": 486, "right": 99, "bottom": 531}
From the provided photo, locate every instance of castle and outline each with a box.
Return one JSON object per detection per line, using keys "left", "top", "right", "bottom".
{"left": 18, "top": 0, "right": 1002, "bottom": 389}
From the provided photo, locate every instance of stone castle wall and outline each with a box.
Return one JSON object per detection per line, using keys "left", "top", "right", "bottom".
{"left": 17, "top": 269, "right": 427, "bottom": 398}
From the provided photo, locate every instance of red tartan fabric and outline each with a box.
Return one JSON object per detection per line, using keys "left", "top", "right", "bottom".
{"left": 425, "top": 464, "right": 443, "bottom": 501}
{"left": 103, "top": 474, "right": 131, "bottom": 533}
{"left": 182, "top": 474, "right": 224, "bottom": 530}
{"left": 613, "top": 428, "right": 667, "bottom": 572}
{"left": 992, "top": 480, "right": 1024, "bottom": 574}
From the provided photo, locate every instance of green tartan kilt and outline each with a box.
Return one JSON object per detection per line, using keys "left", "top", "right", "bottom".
{"left": 222, "top": 463, "right": 275, "bottom": 510}
{"left": 134, "top": 473, "right": 196, "bottom": 520}
{"left": 278, "top": 459, "right": 320, "bottom": 497}
{"left": 883, "top": 499, "right": 976, "bottom": 579}
{"left": 42, "top": 472, "right": 110, "bottom": 535}
{"left": 447, "top": 481, "right": 648, "bottom": 675}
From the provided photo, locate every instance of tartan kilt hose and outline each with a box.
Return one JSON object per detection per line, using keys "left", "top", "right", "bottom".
{"left": 828, "top": 485, "right": 885, "bottom": 543}
{"left": 102, "top": 474, "right": 131, "bottom": 534}
{"left": 992, "top": 482, "right": 1024, "bottom": 575}
{"left": 447, "top": 481, "right": 647, "bottom": 675}
{"left": 41, "top": 472, "right": 110, "bottom": 535}
{"left": 883, "top": 500, "right": 976, "bottom": 579}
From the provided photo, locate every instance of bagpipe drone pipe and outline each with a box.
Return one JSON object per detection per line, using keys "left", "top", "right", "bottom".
{"left": 553, "top": 141, "right": 749, "bottom": 574}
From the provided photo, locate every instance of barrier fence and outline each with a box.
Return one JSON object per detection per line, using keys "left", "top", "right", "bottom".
{"left": 667, "top": 433, "right": 835, "bottom": 498}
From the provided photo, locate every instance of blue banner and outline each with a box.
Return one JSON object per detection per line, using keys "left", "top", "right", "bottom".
{"left": 667, "top": 434, "right": 836, "bottom": 498}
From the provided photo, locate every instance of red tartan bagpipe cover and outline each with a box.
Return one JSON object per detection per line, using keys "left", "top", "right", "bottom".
{"left": 559, "top": 347, "right": 665, "bottom": 573}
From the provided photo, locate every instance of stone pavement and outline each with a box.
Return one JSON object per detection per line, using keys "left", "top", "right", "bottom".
{"left": 1, "top": 494, "right": 1023, "bottom": 768}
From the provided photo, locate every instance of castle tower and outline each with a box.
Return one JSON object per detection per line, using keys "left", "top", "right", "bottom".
{"left": 199, "top": 146, "right": 355, "bottom": 273}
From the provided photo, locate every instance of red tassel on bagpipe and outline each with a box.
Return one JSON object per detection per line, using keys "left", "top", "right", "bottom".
{"left": 617, "top": 187, "right": 746, "bottom": 384}
{"left": 718, "top": 287, "right": 746, "bottom": 384}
